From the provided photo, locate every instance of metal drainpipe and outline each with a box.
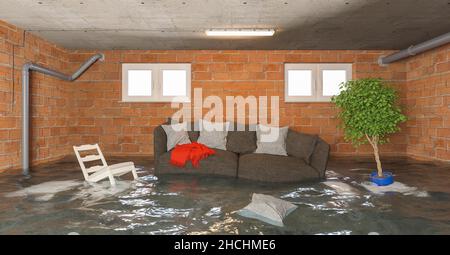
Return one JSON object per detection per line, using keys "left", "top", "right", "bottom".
{"left": 379, "top": 32, "right": 450, "bottom": 65}
{"left": 22, "top": 53, "right": 104, "bottom": 175}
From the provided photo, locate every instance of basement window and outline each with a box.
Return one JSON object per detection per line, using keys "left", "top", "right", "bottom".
{"left": 285, "top": 63, "right": 352, "bottom": 102}
{"left": 122, "top": 63, "right": 191, "bottom": 102}
{"left": 127, "top": 70, "right": 152, "bottom": 96}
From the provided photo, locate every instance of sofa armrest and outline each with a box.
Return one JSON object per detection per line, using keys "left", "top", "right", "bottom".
{"left": 153, "top": 125, "right": 167, "bottom": 169}
{"left": 309, "top": 138, "right": 330, "bottom": 179}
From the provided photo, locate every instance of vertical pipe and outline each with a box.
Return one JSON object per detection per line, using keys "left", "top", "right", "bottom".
{"left": 22, "top": 65, "right": 30, "bottom": 175}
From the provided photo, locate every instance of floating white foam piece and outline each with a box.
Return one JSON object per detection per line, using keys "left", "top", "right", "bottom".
{"left": 5, "top": 179, "right": 134, "bottom": 204}
{"left": 323, "top": 181, "right": 359, "bottom": 196}
{"left": 360, "top": 181, "right": 429, "bottom": 197}
{"left": 73, "top": 180, "right": 133, "bottom": 207}
{"left": 68, "top": 232, "right": 80, "bottom": 235}
{"left": 5, "top": 180, "right": 82, "bottom": 201}
{"left": 35, "top": 194, "right": 56, "bottom": 201}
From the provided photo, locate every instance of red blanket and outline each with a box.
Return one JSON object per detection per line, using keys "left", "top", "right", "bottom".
{"left": 170, "top": 142, "right": 215, "bottom": 168}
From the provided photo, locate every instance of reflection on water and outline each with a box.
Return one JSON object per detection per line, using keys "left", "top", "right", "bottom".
{"left": 0, "top": 156, "right": 449, "bottom": 234}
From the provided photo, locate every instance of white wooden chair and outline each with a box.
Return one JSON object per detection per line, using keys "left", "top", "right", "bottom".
{"left": 73, "top": 144, "right": 138, "bottom": 186}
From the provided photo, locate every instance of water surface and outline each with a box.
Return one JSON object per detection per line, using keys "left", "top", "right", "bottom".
{"left": 0, "top": 156, "right": 449, "bottom": 235}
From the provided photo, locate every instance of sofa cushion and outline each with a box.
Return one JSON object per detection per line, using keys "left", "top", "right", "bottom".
{"left": 254, "top": 125, "right": 289, "bottom": 156}
{"left": 238, "top": 153, "right": 321, "bottom": 183}
{"left": 197, "top": 120, "right": 230, "bottom": 150}
{"left": 161, "top": 122, "right": 191, "bottom": 151}
{"left": 309, "top": 138, "right": 330, "bottom": 178}
{"left": 226, "top": 124, "right": 257, "bottom": 154}
{"left": 156, "top": 149, "right": 238, "bottom": 177}
{"left": 286, "top": 130, "right": 318, "bottom": 164}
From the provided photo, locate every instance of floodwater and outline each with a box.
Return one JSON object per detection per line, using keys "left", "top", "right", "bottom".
{"left": 0, "top": 156, "right": 449, "bottom": 235}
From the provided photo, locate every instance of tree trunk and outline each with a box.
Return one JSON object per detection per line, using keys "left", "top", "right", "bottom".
{"left": 372, "top": 142, "right": 383, "bottom": 177}
{"left": 366, "top": 135, "right": 383, "bottom": 177}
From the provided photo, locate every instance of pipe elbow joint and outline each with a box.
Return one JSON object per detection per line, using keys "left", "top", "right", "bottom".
{"left": 22, "top": 62, "right": 33, "bottom": 71}
{"left": 98, "top": 53, "right": 105, "bottom": 62}
{"left": 377, "top": 56, "right": 387, "bottom": 67}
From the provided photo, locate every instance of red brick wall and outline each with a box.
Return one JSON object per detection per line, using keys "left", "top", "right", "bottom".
{"left": 5, "top": 19, "right": 438, "bottom": 172}
{"left": 0, "top": 20, "right": 73, "bottom": 171}
{"left": 405, "top": 44, "right": 450, "bottom": 161}
{"left": 68, "top": 49, "right": 407, "bottom": 157}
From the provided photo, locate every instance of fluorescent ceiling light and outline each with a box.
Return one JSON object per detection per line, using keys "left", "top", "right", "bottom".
{"left": 205, "top": 29, "right": 275, "bottom": 37}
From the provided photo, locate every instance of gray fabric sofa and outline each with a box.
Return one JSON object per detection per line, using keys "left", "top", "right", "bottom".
{"left": 153, "top": 123, "right": 330, "bottom": 183}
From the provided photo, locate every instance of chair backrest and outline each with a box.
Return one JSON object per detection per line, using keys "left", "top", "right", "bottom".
{"left": 73, "top": 144, "right": 108, "bottom": 181}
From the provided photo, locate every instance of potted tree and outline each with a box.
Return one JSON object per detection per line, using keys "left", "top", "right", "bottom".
{"left": 332, "top": 78, "right": 407, "bottom": 186}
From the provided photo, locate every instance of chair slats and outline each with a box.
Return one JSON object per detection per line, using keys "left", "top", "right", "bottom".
{"left": 80, "top": 154, "right": 102, "bottom": 162}
{"left": 85, "top": 165, "right": 106, "bottom": 173}
{"left": 73, "top": 144, "right": 98, "bottom": 151}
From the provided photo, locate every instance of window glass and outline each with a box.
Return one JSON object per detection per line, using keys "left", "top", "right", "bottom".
{"left": 322, "top": 70, "right": 347, "bottom": 96}
{"left": 128, "top": 70, "right": 152, "bottom": 96}
{"left": 288, "top": 70, "right": 312, "bottom": 96}
{"left": 162, "top": 70, "right": 187, "bottom": 96}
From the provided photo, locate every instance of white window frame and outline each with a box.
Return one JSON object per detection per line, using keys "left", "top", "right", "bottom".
{"left": 285, "top": 63, "right": 352, "bottom": 102}
{"left": 122, "top": 63, "right": 191, "bottom": 102}
{"left": 284, "top": 64, "right": 316, "bottom": 102}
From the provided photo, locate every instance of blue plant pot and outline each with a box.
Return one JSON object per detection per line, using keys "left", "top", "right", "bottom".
{"left": 370, "top": 171, "right": 394, "bottom": 186}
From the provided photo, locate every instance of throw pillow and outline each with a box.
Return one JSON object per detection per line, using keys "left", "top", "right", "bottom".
{"left": 237, "top": 193, "right": 297, "bottom": 227}
{"left": 254, "top": 124, "right": 288, "bottom": 156}
{"left": 197, "top": 119, "right": 230, "bottom": 150}
{"left": 161, "top": 122, "right": 191, "bottom": 151}
{"left": 166, "top": 118, "right": 200, "bottom": 142}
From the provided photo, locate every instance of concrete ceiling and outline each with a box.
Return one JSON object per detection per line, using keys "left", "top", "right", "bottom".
{"left": 1, "top": 0, "right": 449, "bottom": 50}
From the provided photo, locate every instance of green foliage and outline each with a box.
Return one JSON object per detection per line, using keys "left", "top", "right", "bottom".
{"left": 331, "top": 78, "right": 407, "bottom": 147}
